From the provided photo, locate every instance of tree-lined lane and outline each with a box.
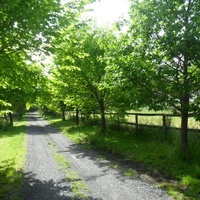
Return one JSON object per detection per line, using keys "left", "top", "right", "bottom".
{"left": 23, "top": 112, "right": 172, "bottom": 200}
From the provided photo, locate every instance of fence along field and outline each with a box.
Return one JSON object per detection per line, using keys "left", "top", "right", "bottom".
{"left": 126, "top": 112, "right": 200, "bottom": 131}
{"left": 67, "top": 111, "right": 200, "bottom": 133}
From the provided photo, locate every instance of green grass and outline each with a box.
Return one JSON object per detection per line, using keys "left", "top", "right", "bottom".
{"left": 0, "top": 118, "right": 27, "bottom": 200}
{"left": 47, "top": 115, "right": 200, "bottom": 200}
{"left": 47, "top": 138, "right": 88, "bottom": 199}
{"left": 124, "top": 168, "right": 136, "bottom": 177}
{"left": 126, "top": 110, "right": 200, "bottom": 129}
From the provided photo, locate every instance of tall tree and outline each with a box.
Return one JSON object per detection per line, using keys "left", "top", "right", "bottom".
{"left": 52, "top": 23, "right": 117, "bottom": 132}
{"left": 35, "top": 0, "right": 96, "bottom": 120}
{"left": 0, "top": 56, "right": 43, "bottom": 124}
{"left": 0, "top": 0, "right": 93, "bottom": 121}
{"left": 128, "top": 0, "right": 200, "bottom": 152}
{"left": 0, "top": 0, "right": 64, "bottom": 121}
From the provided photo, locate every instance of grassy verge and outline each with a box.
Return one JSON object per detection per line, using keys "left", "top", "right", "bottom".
{"left": 0, "top": 118, "right": 27, "bottom": 200}
{"left": 46, "top": 115, "right": 200, "bottom": 200}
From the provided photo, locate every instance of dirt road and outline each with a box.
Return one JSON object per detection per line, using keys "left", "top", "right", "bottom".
{"left": 23, "top": 112, "right": 173, "bottom": 200}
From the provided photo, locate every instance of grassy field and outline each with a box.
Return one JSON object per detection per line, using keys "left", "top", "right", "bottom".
{"left": 0, "top": 118, "right": 26, "bottom": 200}
{"left": 127, "top": 114, "right": 200, "bottom": 129}
{"left": 46, "top": 114, "right": 200, "bottom": 200}
{"left": 67, "top": 110, "right": 200, "bottom": 129}
{"left": 125, "top": 109, "right": 200, "bottom": 129}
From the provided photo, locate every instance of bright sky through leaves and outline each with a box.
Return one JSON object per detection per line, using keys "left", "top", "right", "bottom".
{"left": 32, "top": 0, "right": 130, "bottom": 63}
{"left": 84, "top": 0, "right": 130, "bottom": 26}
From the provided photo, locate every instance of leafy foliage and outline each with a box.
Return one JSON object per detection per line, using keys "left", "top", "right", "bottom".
{"left": 0, "top": 0, "right": 64, "bottom": 124}
{"left": 123, "top": 0, "right": 200, "bottom": 151}
{"left": 51, "top": 23, "right": 120, "bottom": 132}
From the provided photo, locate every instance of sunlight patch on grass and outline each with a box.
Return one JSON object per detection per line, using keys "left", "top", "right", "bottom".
{"left": 109, "top": 163, "right": 120, "bottom": 169}
{"left": 0, "top": 119, "right": 27, "bottom": 199}
{"left": 124, "top": 169, "right": 136, "bottom": 177}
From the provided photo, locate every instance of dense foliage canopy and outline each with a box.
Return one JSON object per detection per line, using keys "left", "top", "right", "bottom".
{"left": 1, "top": 0, "right": 200, "bottom": 152}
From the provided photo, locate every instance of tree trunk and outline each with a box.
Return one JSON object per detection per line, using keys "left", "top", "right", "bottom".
{"left": 180, "top": 85, "right": 189, "bottom": 153}
{"left": 61, "top": 109, "right": 65, "bottom": 121}
{"left": 180, "top": 110, "right": 188, "bottom": 153}
{"left": 59, "top": 101, "right": 66, "bottom": 121}
{"left": 100, "top": 102, "right": 107, "bottom": 133}
{"left": 75, "top": 109, "right": 79, "bottom": 125}
{"left": 181, "top": 54, "right": 189, "bottom": 153}
{"left": 8, "top": 112, "right": 13, "bottom": 127}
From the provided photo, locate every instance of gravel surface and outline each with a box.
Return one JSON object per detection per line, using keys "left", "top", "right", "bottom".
{"left": 23, "top": 112, "right": 173, "bottom": 200}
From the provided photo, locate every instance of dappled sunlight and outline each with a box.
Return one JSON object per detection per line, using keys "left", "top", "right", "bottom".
{"left": 23, "top": 171, "right": 102, "bottom": 200}
{"left": 23, "top": 171, "right": 72, "bottom": 200}
{"left": 0, "top": 158, "right": 23, "bottom": 199}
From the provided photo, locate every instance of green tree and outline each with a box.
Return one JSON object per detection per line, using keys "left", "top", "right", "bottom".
{"left": 0, "top": 0, "right": 64, "bottom": 123}
{"left": 52, "top": 23, "right": 117, "bottom": 132}
{"left": 0, "top": 56, "right": 43, "bottom": 125}
{"left": 0, "top": 0, "right": 62, "bottom": 56}
{"left": 103, "top": 32, "right": 148, "bottom": 114}
{"left": 36, "top": 0, "right": 96, "bottom": 121}
{"left": 128, "top": 0, "right": 200, "bottom": 152}
{"left": 0, "top": 0, "right": 92, "bottom": 123}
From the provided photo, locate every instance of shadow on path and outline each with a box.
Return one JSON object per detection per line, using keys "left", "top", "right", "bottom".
{"left": 23, "top": 172, "right": 73, "bottom": 200}
{"left": 23, "top": 112, "right": 102, "bottom": 200}
{"left": 23, "top": 171, "right": 102, "bottom": 200}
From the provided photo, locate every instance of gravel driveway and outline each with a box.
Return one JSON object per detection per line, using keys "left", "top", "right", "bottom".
{"left": 23, "top": 112, "right": 173, "bottom": 200}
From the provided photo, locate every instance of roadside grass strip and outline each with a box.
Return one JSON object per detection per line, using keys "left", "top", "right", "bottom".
{"left": 109, "top": 162, "right": 136, "bottom": 179}
{"left": 124, "top": 168, "right": 136, "bottom": 178}
{"left": 0, "top": 119, "right": 26, "bottom": 200}
{"left": 47, "top": 139, "right": 88, "bottom": 199}
{"left": 46, "top": 116, "right": 200, "bottom": 200}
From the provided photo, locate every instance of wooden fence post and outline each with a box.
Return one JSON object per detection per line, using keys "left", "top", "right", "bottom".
{"left": 81, "top": 111, "right": 83, "bottom": 120}
{"left": 75, "top": 110, "right": 79, "bottom": 125}
{"left": 117, "top": 113, "right": 120, "bottom": 129}
{"left": 135, "top": 114, "right": 138, "bottom": 132}
{"left": 162, "top": 115, "right": 168, "bottom": 140}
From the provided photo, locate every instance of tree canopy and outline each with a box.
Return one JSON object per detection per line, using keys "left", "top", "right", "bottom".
{"left": 50, "top": 23, "right": 119, "bottom": 132}
{"left": 126, "top": 0, "right": 200, "bottom": 152}
{"left": 1, "top": 0, "right": 200, "bottom": 152}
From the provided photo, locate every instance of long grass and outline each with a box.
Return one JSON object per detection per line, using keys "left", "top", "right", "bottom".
{"left": 126, "top": 110, "right": 200, "bottom": 129}
{"left": 46, "top": 115, "right": 200, "bottom": 200}
{"left": 66, "top": 110, "right": 200, "bottom": 129}
{"left": 0, "top": 118, "right": 26, "bottom": 200}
